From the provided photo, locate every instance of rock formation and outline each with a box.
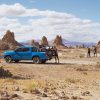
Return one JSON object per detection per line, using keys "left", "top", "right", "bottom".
{"left": 2, "top": 30, "right": 21, "bottom": 46}
{"left": 0, "top": 40, "right": 9, "bottom": 50}
{"left": 41, "top": 36, "right": 48, "bottom": 46}
{"left": 96, "top": 41, "right": 100, "bottom": 52}
{"left": 31, "top": 39, "right": 35, "bottom": 45}
{"left": 97, "top": 41, "right": 100, "bottom": 47}
{"left": 53, "top": 35, "right": 64, "bottom": 46}
{"left": 1, "top": 30, "right": 21, "bottom": 49}
{"left": 31, "top": 39, "right": 39, "bottom": 47}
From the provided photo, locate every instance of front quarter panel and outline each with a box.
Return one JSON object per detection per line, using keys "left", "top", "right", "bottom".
{"left": 4, "top": 51, "right": 14, "bottom": 58}
{"left": 4, "top": 51, "right": 20, "bottom": 60}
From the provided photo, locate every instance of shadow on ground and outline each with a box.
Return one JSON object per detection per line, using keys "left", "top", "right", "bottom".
{"left": 11, "top": 61, "right": 67, "bottom": 65}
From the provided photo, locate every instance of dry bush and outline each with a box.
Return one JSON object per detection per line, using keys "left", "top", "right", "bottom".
{"left": 96, "top": 62, "right": 100, "bottom": 68}
{"left": 82, "top": 71, "right": 88, "bottom": 75}
{"left": 76, "top": 68, "right": 88, "bottom": 71}
{"left": 79, "top": 54, "right": 85, "bottom": 58}
{"left": 65, "top": 78, "right": 81, "bottom": 84}
{"left": 25, "top": 80, "right": 38, "bottom": 93}
{"left": 0, "top": 66, "right": 13, "bottom": 78}
{"left": 22, "top": 80, "right": 50, "bottom": 93}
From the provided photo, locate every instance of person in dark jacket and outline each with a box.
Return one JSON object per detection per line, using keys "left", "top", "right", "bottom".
{"left": 52, "top": 46, "right": 59, "bottom": 63}
{"left": 93, "top": 46, "right": 97, "bottom": 57}
{"left": 87, "top": 48, "right": 91, "bottom": 57}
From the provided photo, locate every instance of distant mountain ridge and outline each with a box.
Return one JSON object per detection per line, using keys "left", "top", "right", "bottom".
{"left": 63, "top": 39, "right": 95, "bottom": 47}
{"left": 20, "top": 38, "right": 95, "bottom": 47}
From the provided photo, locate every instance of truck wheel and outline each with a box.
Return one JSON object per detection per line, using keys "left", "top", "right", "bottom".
{"left": 33, "top": 57, "right": 40, "bottom": 64}
{"left": 4, "top": 56, "right": 12, "bottom": 63}
{"left": 41, "top": 60, "right": 46, "bottom": 64}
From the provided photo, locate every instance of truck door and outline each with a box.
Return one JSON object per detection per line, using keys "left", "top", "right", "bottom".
{"left": 22, "top": 47, "right": 32, "bottom": 60}
{"left": 14, "top": 48, "right": 23, "bottom": 60}
{"left": 15, "top": 47, "right": 31, "bottom": 60}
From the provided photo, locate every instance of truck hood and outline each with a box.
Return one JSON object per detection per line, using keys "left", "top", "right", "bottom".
{"left": 4, "top": 50, "right": 15, "bottom": 54}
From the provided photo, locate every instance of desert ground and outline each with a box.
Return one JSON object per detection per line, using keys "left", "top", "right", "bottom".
{"left": 0, "top": 48, "right": 100, "bottom": 100}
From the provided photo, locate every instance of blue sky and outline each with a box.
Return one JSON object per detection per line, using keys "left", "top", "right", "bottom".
{"left": 0, "top": 0, "right": 100, "bottom": 42}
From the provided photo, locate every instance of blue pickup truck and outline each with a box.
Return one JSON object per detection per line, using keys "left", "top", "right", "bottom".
{"left": 3, "top": 46, "right": 49, "bottom": 64}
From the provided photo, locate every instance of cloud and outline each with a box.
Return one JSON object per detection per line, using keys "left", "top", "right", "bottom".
{"left": 0, "top": 17, "right": 18, "bottom": 25}
{"left": 0, "top": 3, "right": 25, "bottom": 17}
{"left": 0, "top": 3, "right": 100, "bottom": 42}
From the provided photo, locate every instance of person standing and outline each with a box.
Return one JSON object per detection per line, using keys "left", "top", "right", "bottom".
{"left": 87, "top": 48, "right": 91, "bottom": 57}
{"left": 52, "top": 46, "right": 59, "bottom": 63}
{"left": 93, "top": 46, "right": 97, "bottom": 57}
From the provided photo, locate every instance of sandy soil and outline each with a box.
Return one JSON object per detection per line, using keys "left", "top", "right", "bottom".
{"left": 0, "top": 48, "right": 100, "bottom": 100}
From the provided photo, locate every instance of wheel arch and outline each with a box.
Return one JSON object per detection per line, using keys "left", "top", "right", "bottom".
{"left": 4, "top": 55, "right": 12, "bottom": 59}
{"left": 32, "top": 55, "right": 40, "bottom": 60}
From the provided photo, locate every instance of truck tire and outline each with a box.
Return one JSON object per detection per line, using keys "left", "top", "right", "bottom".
{"left": 33, "top": 57, "right": 40, "bottom": 64}
{"left": 4, "top": 56, "right": 12, "bottom": 63}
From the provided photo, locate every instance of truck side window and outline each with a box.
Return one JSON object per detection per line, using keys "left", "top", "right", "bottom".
{"left": 15, "top": 48, "right": 23, "bottom": 52}
{"left": 32, "top": 47, "right": 38, "bottom": 52}
{"left": 23, "top": 48, "right": 29, "bottom": 52}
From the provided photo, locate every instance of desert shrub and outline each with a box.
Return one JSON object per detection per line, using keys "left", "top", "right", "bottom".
{"left": 0, "top": 66, "right": 13, "bottom": 78}
{"left": 65, "top": 78, "right": 80, "bottom": 84}
{"left": 27, "top": 81, "right": 38, "bottom": 93}
{"left": 79, "top": 54, "right": 85, "bottom": 58}
{"left": 76, "top": 68, "right": 88, "bottom": 71}
{"left": 96, "top": 62, "right": 100, "bottom": 68}
{"left": 82, "top": 71, "right": 88, "bottom": 75}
